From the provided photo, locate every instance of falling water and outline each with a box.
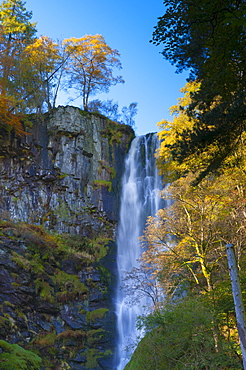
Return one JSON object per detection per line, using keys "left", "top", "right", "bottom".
{"left": 115, "top": 134, "right": 162, "bottom": 369}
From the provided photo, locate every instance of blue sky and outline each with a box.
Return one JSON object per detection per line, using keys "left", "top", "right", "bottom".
{"left": 25, "top": 0, "right": 188, "bottom": 135}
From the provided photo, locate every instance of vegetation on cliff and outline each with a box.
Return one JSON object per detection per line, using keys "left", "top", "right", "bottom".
{"left": 0, "top": 340, "right": 42, "bottom": 369}
{"left": 0, "top": 220, "right": 116, "bottom": 369}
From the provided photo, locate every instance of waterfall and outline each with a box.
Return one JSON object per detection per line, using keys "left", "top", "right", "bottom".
{"left": 115, "top": 134, "right": 162, "bottom": 369}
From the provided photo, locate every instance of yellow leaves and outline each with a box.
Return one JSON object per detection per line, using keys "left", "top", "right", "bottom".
{"left": 0, "top": 0, "right": 37, "bottom": 38}
{"left": 25, "top": 36, "right": 60, "bottom": 73}
{"left": 156, "top": 81, "right": 202, "bottom": 179}
{"left": 62, "top": 34, "right": 124, "bottom": 109}
{"left": 63, "top": 34, "right": 121, "bottom": 69}
{"left": 142, "top": 165, "right": 246, "bottom": 294}
{"left": 156, "top": 80, "right": 223, "bottom": 182}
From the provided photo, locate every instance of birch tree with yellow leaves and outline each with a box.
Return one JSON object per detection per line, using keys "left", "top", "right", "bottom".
{"left": 63, "top": 34, "right": 124, "bottom": 110}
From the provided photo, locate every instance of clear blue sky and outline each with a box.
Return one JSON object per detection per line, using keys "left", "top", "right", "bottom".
{"left": 25, "top": 0, "right": 188, "bottom": 136}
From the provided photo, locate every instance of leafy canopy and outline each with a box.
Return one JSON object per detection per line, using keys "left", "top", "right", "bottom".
{"left": 0, "top": 4, "right": 127, "bottom": 133}
{"left": 0, "top": 0, "right": 37, "bottom": 132}
{"left": 152, "top": 0, "right": 246, "bottom": 181}
{"left": 139, "top": 162, "right": 246, "bottom": 367}
{"left": 63, "top": 34, "right": 124, "bottom": 110}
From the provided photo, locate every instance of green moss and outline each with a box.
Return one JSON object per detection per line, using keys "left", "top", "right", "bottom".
{"left": 85, "top": 348, "right": 100, "bottom": 369}
{"left": 86, "top": 308, "right": 108, "bottom": 324}
{"left": 55, "top": 202, "right": 70, "bottom": 220}
{"left": 34, "top": 278, "right": 54, "bottom": 303}
{"left": 3, "top": 301, "right": 15, "bottom": 308}
{"left": 34, "top": 332, "right": 57, "bottom": 348}
{"left": 87, "top": 328, "right": 104, "bottom": 346}
{"left": 0, "top": 316, "right": 11, "bottom": 332}
{"left": 103, "top": 349, "right": 113, "bottom": 357}
{"left": 101, "top": 120, "right": 135, "bottom": 147}
{"left": 0, "top": 340, "right": 42, "bottom": 369}
{"left": 58, "top": 172, "right": 68, "bottom": 179}
{"left": 11, "top": 252, "right": 31, "bottom": 271}
{"left": 12, "top": 251, "right": 45, "bottom": 275}
{"left": 78, "top": 109, "right": 93, "bottom": 117}
{"left": 29, "top": 254, "right": 45, "bottom": 274}
{"left": 88, "top": 237, "right": 112, "bottom": 262}
{"left": 57, "top": 329, "right": 86, "bottom": 342}
{"left": 93, "top": 180, "right": 112, "bottom": 192}
{"left": 98, "top": 160, "right": 116, "bottom": 178}
{"left": 53, "top": 271, "right": 89, "bottom": 302}
{"left": 97, "top": 265, "right": 111, "bottom": 282}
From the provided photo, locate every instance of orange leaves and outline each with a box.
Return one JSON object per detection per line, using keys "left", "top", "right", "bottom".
{"left": 0, "top": 91, "right": 25, "bottom": 135}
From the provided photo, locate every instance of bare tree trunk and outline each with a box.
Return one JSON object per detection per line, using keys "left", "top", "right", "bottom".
{"left": 226, "top": 243, "right": 246, "bottom": 369}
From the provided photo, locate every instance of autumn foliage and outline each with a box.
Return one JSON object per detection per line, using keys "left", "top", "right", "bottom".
{"left": 0, "top": 2, "right": 124, "bottom": 134}
{"left": 0, "top": 90, "right": 25, "bottom": 135}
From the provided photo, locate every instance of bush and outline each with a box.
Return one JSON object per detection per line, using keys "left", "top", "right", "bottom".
{"left": 126, "top": 296, "right": 242, "bottom": 369}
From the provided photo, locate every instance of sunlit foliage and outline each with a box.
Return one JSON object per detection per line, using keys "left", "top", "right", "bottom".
{"left": 152, "top": 0, "right": 246, "bottom": 181}
{"left": 24, "top": 36, "right": 62, "bottom": 111}
{"left": 63, "top": 34, "right": 124, "bottom": 110}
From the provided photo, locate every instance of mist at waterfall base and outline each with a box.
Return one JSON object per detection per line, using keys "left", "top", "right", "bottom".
{"left": 114, "top": 134, "right": 163, "bottom": 369}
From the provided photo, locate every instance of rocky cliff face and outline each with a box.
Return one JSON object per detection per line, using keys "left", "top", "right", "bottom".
{"left": 0, "top": 106, "right": 134, "bottom": 233}
{"left": 0, "top": 106, "right": 134, "bottom": 369}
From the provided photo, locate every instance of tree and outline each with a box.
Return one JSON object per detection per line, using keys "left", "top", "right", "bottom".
{"left": 143, "top": 176, "right": 226, "bottom": 295}
{"left": 23, "top": 36, "right": 62, "bottom": 112}
{"left": 156, "top": 81, "right": 202, "bottom": 182}
{"left": 121, "top": 102, "right": 138, "bottom": 128}
{"left": 140, "top": 166, "right": 246, "bottom": 363}
{"left": 126, "top": 297, "right": 242, "bottom": 369}
{"left": 152, "top": 0, "right": 246, "bottom": 181}
{"left": 63, "top": 34, "right": 124, "bottom": 110}
{"left": 0, "top": 0, "right": 36, "bottom": 97}
{"left": 142, "top": 170, "right": 246, "bottom": 295}
{"left": 121, "top": 265, "right": 161, "bottom": 308}
{"left": 156, "top": 80, "right": 246, "bottom": 185}
{"left": 0, "top": 0, "right": 36, "bottom": 132}
{"left": 88, "top": 99, "right": 138, "bottom": 127}
{"left": 88, "top": 99, "right": 121, "bottom": 121}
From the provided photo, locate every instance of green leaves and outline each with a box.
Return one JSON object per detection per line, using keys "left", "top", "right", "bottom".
{"left": 127, "top": 297, "right": 242, "bottom": 369}
{"left": 153, "top": 0, "right": 246, "bottom": 180}
{"left": 0, "top": 0, "right": 36, "bottom": 38}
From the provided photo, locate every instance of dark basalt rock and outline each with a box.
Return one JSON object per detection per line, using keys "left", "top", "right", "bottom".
{"left": 0, "top": 107, "right": 134, "bottom": 369}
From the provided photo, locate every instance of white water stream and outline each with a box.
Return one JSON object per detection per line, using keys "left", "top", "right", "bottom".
{"left": 114, "top": 134, "right": 162, "bottom": 369}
